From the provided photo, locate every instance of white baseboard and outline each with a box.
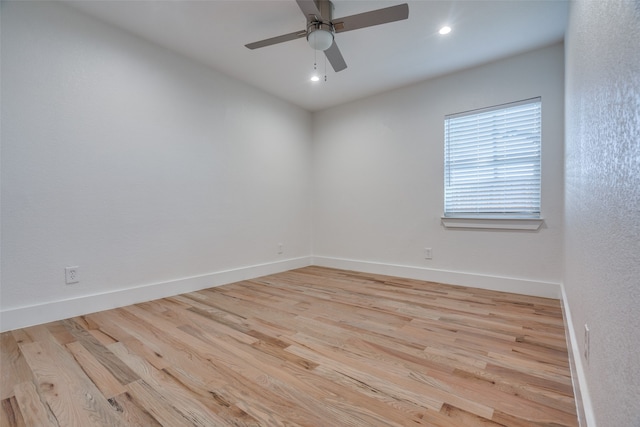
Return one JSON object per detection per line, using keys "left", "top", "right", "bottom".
{"left": 560, "top": 284, "right": 597, "bottom": 427}
{"left": 0, "top": 255, "right": 561, "bottom": 332}
{"left": 312, "top": 256, "right": 561, "bottom": 299}
{"left": 0, "top": 256, "right": 312, "bottom": 332}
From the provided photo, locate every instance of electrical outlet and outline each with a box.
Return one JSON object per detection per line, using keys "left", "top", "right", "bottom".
{"left": 278, "top": 243, "right": 284, "bottom": 254}
{"left": 65, "top": 266, "right": 79, "bottom": 284}
{"left": 424, "top": 247, "right": 433, "bottom": 259}
{"left": 584, "top": 323, "right": 590, "bottom": 364}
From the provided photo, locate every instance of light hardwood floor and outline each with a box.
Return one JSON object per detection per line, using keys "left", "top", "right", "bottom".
{"left": 1, "top": 266, "right": 578, "bottom": 426}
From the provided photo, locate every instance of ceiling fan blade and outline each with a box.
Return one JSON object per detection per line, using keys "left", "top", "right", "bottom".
{"left": 333, "top": 3, "right": 409, "bottom": 33}
{"left": 324, "top": 41, "right": 347, "bottom": 72}
{"left": 296, "top": 0, "right": 322, "bottom": 20}
{"left": 245, "top": 30, "right": 306, "bottom": 50}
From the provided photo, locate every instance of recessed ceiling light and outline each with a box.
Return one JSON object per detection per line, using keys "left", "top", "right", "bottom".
{"left": 439, "top": 26, "right": 452, "bottom": 35}
{"left": 310, "top": 75, "right": 320, "bottom": 82}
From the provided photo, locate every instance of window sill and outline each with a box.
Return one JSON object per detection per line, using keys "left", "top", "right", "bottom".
{"left": 441, "top": 217, "right": 544, "bottom": 231}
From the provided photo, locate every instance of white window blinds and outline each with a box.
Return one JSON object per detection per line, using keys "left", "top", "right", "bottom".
{"left": 444, "top": 98, "right": 541, "bottom": 218}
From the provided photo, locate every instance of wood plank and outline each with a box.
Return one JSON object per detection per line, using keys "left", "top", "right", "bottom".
{"left": 98, "top": 307, "right": 296, "bottom": 426}
{"left": 107, "top": 391, "right": 162, "bottom": 426}
{"left": 84, "top": 310, "right": 171, "bottom": 371}
{"left": 60, "top": 319, "right": 140, "bottom": 386}
{"left": 1, "top": 396, "right": 26, "bottom": 427}
{"left": 0, "top": 333, "right": 33, "bottom": 401}
{"left": 65, "top": 341, "right": 127, "bottom": 399}
{"left": 116, "top": 306, "right": 338, "bottom": 426}
{"left": 125, "top": 380, "right": 194, "bottom": 426}
{"left": 108, "top": 341, "right": 242, "bottom": 426}
{"left": 18, "top": 341, "right": 125, "bottom": 427}
{"left": 13, "top": 381, "right": 58, "bottom": 426}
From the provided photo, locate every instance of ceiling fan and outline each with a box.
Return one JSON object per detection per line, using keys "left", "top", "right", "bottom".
{"left": 245, "top": 0, "right": 409, "bottom": 72}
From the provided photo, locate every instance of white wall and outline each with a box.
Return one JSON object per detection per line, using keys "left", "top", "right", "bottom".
{"left": 312, "top": 44, "right": 565, "bottom": 297}
{"left": 1, "top": 1, "right": 312, "bottom": 330}
{"left": 564, "top": 1, "right": 640, "bottom": 426}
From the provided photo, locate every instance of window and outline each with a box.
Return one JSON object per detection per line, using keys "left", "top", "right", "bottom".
{"left": 444, "top": 98, "right": 541, "bottom": 224}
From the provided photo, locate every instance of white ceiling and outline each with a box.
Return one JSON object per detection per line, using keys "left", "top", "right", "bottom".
{"left": 67, "top": 0, "right": 569, "bottom": 112}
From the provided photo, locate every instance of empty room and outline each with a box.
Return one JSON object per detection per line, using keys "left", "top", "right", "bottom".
{"left": 1, "top": 0, "right": 638, "bottom": 426}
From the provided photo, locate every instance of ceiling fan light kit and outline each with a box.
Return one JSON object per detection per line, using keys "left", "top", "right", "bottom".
{"left": 307, "top": 22, "right": 334, "bottom": 51}
{"left": 245, "top": 0, "right": 409, "bottom": 73}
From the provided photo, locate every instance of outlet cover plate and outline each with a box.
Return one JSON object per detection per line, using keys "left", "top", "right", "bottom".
{"left": 65, "top": 266, "right": 79, "bottom": 284}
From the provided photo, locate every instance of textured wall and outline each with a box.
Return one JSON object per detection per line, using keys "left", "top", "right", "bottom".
{"left": 1, "top": 2, "right": 312, "bottom": 318}
{"left": 313, "top": 44, "right": 565, "bottom": 292}
{"left": 564, "top": 0, "right": 640, "bottom": 425}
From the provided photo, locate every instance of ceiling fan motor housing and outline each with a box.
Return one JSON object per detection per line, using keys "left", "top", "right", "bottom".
{"left": 315, "top": 0, "right": 334, "bottom": 22}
